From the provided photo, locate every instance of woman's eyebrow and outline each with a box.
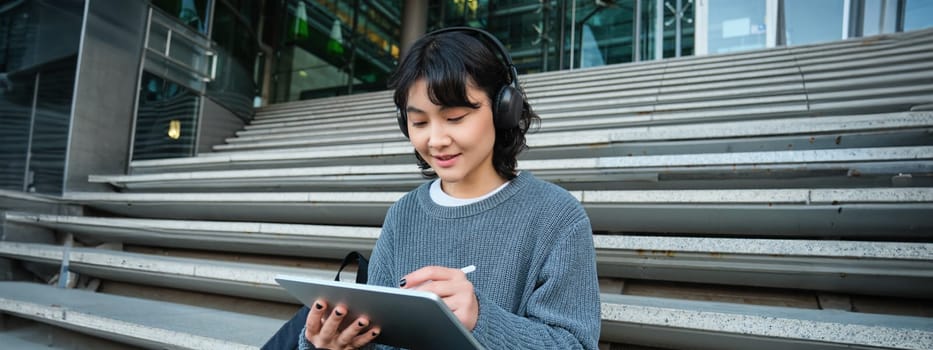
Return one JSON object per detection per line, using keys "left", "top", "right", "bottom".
{"left": 405, "top": 106, "right": 426, "bottom": 114}
{"left": 406, "top": 105, "right": 473, "bottom": 114}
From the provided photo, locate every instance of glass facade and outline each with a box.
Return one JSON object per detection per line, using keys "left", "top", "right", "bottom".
{"left": 267, "top": 0, "right": 698, "bottom": 102}
{"left": 0, "top": 0, "right": 83, "bottom": 193}
{"left": 209, "top": 0, "right": 262, "bottom": 118}
{"left": 705, "top": 0, "right": 768, "bottom": 54}
{"left": 862, "top": 0, "right": 900, "bottom": 36}
{"left": 132, "top": 72, "right": 201, "bottom": 160}
{"left": 270, "top": 0, "right": 401, "bottom": 102}
{"left": 28, "top": 58, "right": 76, "bottom": 194}
{"left": 783, "top": 0, "right": 844, "bottom": 46}
{"left": 151, "top": 0, "right": 212, "bottom": 34}
{"left": 132, "top": 0, "right": 260, "bottom": 161}
{"left": 904, "top": 0, "right": 933, "bottom": 31}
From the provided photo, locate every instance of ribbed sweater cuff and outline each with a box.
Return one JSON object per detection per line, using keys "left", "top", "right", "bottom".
{"left": 472, "top": 292, "right": 550, "bottom": 349}
{"left": 297, "top": 326, "right": 315, "bottom": 350}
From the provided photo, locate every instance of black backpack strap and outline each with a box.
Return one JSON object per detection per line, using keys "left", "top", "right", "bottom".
{"left": 335, "top": 251, "right": 369, "bottom": 284}
{"left": 262, "top": 251, "right": 369, "bottom": 349}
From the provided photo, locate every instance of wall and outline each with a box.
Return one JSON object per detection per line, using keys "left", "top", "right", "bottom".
{"left": 64, "top": 0, "right": 147, "bottom": 192}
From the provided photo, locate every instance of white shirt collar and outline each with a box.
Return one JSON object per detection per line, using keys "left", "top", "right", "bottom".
{"left": 429, "top": 173, "right": 517, "bottom": 207}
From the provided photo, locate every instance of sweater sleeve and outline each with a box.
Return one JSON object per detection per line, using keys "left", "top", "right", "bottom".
{"left": 366, "top": 221, "right": 400, "bottom": 350}
{"left": 470, "top": 217, "right": 601, "bottom": 350}
{"left": 298, "top": 327, "right": 315, "bottom": 350}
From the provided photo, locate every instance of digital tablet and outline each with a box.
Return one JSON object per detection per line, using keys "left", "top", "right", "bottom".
{"left": 275, "top": 275, "right": 484, "bottom": 350}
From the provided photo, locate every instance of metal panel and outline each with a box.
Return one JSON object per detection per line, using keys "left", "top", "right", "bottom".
{"left": 63, "top": 0, "right": 147, "bottom": 192}
{"left": 197, "top": 97, "right": 245, "bottom": 155}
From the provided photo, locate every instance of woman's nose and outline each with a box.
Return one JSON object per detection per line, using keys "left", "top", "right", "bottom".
{"left": 427, "top": 123, "right": 452, "bottom": 149}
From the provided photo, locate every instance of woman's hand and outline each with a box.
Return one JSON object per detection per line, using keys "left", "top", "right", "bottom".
{"left": 400, "top": 266, "right": 479, "bottom": 331}
{"left": 304, "top": 299, "right": 381, "bottom": 349}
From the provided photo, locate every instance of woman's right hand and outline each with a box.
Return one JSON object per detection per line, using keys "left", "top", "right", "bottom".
{"left": 305, "top": 299, "right": 381, "bottom": 349}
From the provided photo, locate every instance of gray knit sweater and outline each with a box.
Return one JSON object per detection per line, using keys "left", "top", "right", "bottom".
{"left": 301, "top": 171, "right": 600, "bottom": 349}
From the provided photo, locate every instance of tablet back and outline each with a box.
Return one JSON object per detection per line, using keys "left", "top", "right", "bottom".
{"left": 275, "top": 275, "right": 484, "bottom": 350}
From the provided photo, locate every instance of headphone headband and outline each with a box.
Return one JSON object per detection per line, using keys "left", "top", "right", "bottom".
{"left": 425, "top": 26, "right": 523, "bottom": 94}
{"left": 396, "top": 26, "right": 526, "bottom": 138}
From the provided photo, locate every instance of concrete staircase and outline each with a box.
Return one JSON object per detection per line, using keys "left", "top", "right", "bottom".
{"left": 2, "top": 29, "right": 933, "bottom": 349}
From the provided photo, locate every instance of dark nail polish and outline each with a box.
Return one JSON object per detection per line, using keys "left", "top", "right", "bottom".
{"left": 358, "top": 321, "right": 366, "bottom": 327}
{"left": 372, "top": 331, "right": 379, "bottom": 336}
{"left": 335, "top": 310, "right": 344, "bottom": 316}
{"left": 314, "top": 302, "right": 323, "bottom": 310}
{"left": 398, "top": 278, "right": 407, "bottom": 287}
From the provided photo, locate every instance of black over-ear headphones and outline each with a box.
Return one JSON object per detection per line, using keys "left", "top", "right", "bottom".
{"left": 396, "top": 26, "right": 526, "bottom": 138}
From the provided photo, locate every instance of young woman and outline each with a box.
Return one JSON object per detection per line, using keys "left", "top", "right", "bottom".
{"left": 299, "top": 27, "right": 600, "bottom": 350}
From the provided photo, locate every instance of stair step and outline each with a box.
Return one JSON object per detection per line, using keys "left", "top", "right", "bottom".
{"left": 2, "top": 281, "right": 930, "bottom": 350}
{"left": 0, "top": 282, "right": 283, "bottom": 350}
{"left": 89, "top": 146, "right": 933, "bottom": 191}
{"left": 127, "top": 112, "right": 933, "bottom": 173}
{"left": 596, "top": 236, "right": 933, "bottom": 298}
{"left": 247, "top": 41, "right": 933, "bottom": 127}
{"left": 61, "top": 188, "right": 933, "bottom": 237}
{"left": 2, "top": 227, "right": 931, "bottom": 298}
{"left": 4, "top": 212, "right": 380, "bottom": 259}
{"left": 0, "top": 316, "right": 143, "bottom": 350}
{"left": 600, "top": 293, "right": 933, "bottom": 350}
{"left": 0, "top": 242, "right": 340, "bottom": 303}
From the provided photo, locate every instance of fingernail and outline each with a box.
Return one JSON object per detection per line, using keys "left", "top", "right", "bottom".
{"left": 358, "top": 321, "right": 366, "bottom": 327}
{"left": 372, "top": 331, "right": 379, "bottom": 336}
{"left": 398, "top": 278, "right": 407, "bottom": 287}
{"left": 314, "top": 302, "right": 323, "bottom": 310}
{"left": 335, "top": 310, "right": 344, "bottom": 316}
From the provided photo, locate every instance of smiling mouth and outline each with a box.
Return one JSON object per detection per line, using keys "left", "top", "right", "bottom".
{"left": 432, "top": 154, "right": 460, "bottom": 167}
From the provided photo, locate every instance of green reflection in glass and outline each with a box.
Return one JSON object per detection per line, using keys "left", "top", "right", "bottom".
{"left": 152, "top": 0, "right": 211, "bottom": 34}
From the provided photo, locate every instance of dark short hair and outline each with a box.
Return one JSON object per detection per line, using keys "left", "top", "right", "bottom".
{"left": 388, "top": 30, "right": 540, "bottom": 180}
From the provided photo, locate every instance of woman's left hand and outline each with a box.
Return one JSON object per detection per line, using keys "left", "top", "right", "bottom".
{"left": 400, "top": 266, "right": 479, "bottom": 331}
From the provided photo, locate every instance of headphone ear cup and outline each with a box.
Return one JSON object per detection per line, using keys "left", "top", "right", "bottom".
{"left": 494, "top": 85, "right": 524, "bottom": 129}
{"left": 396, "top": 109, "right": 410, "bottom": 138}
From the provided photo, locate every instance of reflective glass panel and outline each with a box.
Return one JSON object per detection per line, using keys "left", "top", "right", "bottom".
{"left": 151, "top": 0, "right": 211, "bottom": 34}
{"left": 663, "top": 0, "right": 695, "bottom": 58}
{"left": 148, "top": 21, "right": 170, "bottom": 53}
{"left": 784, "top": 0, "right": 844, "bottom": 45}
{"left": 904, "top": 0, "right": 933, "bottom": 31}
{"left": 574, "top": 1, "right": 636, "bottom": 68}
{"left": 0, "top": 73, "right": 35, "bottom": 191}
{"left": 706, "top": 0, "right": 767, "bottom": 54}
{"left": 640, "top": 0, "right": 659, "bottom": 60}
{"left": 862, "top": 0, "right": 898, "bottom": 36}
{"left": 29, "top": 58, "right": 77, "bottom": 194}
{"left": 272, "top": 0, "right": 400, "bottom": 102}
{"left": 168, "top": 33, "right": 210, "bottom": 74}
{"left": 132, "top": 71, "right": 200, "bottom": 160}
{"left": 208, "top": 1, "right": 259, "bottom": 118}
{"left": 0, "top": 0, "right": 82, "bottom": 194}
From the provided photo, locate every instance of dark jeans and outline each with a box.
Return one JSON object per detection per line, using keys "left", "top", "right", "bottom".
{"left": 261, "top": 305, "right": 311, "bottom": 350}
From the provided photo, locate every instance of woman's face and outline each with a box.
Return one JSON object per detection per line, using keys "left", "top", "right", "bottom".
{"left": 404, "top": 78, "right": 504, "bottom": 198}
